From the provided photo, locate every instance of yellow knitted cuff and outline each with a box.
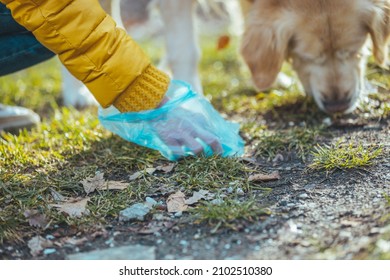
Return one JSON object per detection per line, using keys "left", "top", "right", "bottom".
{"left": 113, "top": 65, "right": 170, "bottom": 112}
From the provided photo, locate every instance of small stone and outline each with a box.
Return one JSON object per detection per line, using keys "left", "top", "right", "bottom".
{"left": 298, "top": 193, "right": 309, "bottom": 200}
{"left": 164, "top": 254, "right": 175, "bottom": 260}
{"left": 211, "top": 198, "right": 224, "bottom": 205}
{"left": 119, "top": 203, "right": 150, "bottom": 222}
{"left": 145, "top": 197, "right": 158, "bottom": 208}
{"left": 304, "top": 183, "right": 316, "bottom": 189}
{"left": 339, "top": 231, "right": 352, "bottom": 239}
{"left": 236, "top": 188, "right": 245, "bottom": 196}
{"left": 67, "top": 245, "right": 156, "bottom": 260}
{"left": 280, "top": 200, "right": 288, "bottom": 206}
{"left": 376, "top": 240, "right": 390, "bottom": 252}
{"left": 153, "top": 213, "right": 165, "bottom": 221}
{"left": 224, "top": 244, "right": 231, "bottom": 250}
{"left": 179, "top": 240, "right": 189, "bottom": 247}
{"left": 174, "top": 211, "right": 183, "bottom": 218}
{"left": 370, "top": 227, "right": 381, "bottom": 234}
{"left": 193, "top": 233, "right": 201, "bottom": 240}
{"left": 227, "top": 187, "right": 234, "bottom": 194}
{"left": 45, "top": 235, "right": 55, "bottom": 240}
{"left": 322, "top": 117, "right": 332, "bottom": 127}
{"left": 43, "top": 248, "right": 56, "bottom": 255}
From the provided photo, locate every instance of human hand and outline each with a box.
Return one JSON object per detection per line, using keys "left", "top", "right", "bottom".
{"left": 154, "top": 107, "right": 223, "bottom": 158}
{"left": 98, "top": 80, "right": 244, "bottom": 161}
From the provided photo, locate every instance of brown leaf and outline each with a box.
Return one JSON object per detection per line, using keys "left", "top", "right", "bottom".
{"left": 248, "top": 171, "right": 281, "bottom": 182}
{"left": 24, "top": 210, "right": 48, "bottom": 228}
{"left": 166, "top": 191, "right": 188, "bottom": 213}
{"left": 106, "top": 181, "right": 129, "bottom": 191}
{"left": 185, "top": 190, "right": 214, "bottom": 205}
{"left": 81, "top": 172, "right": 128, "bottom": 193}
{"left": 81, "top": 172, "right": 105, "bottom": 194}
{"left": 217, "top": 35, "right": 230, "bottom": 50}
{"left": 156, "top": 163, "right": 176, "bottom": 173}
{"left": 129, "top": 168, "right": 157, "bottom": 181}
{"left": 62, "top": 237, "right": 89, "bottom": 246}
{"left": 27, "top": 236, "right": 53, "bottom": 257}
{"left": 51, "top": 197, "right": 90, "bottom": 218}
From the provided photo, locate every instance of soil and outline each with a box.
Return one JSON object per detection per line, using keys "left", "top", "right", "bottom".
{"left": 1, "top": 118, "right": 389, "bottom": 260}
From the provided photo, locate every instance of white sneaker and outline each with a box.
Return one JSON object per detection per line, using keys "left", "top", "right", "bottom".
{"left": 0, "top": 104, "right": 40, "bottom": 133}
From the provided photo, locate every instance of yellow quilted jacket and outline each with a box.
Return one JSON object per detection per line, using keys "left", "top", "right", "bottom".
{"left": 1, "top": 0, "right": 170, "bottom": 112}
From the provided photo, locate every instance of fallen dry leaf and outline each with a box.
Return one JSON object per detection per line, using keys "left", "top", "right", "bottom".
{"left": 24, "top": 210, "right": 48, "bottom": 228}
{"left": 106, "top": 181, "right": 129, "bottom": 191}
{"left": 27, "top": 236, "right": 53, "bottom": 257}
{"left": 81, "top": 172, "right": 128, "bottom": 193}
{"left": 62, "top": 236, "right": 89, "bottom": 246}
{"left": 156, "top": 163, "right": 176, "bottom": 173}
{"left": 81, "top": 172, "right": 105, "bottom": 194}
{"left": 129, "top": 168, "right": 157, "bottom": 181}
{"left": 248, "top": 171, "right": 281, "bottom": 182}
{"left": 185, "top": 190, "right": 214, "bottom": 205}
{"left": 166, "top": 191, "right": 188, "bottom": 213}
{"left": 217, "top": 35, "right": 230, "bottom": 50}
{"left": 50, "top": 188, "right": 65, "bottom": 202}
{"left": 51, "top": 197, "right": 90, "bottom": 218}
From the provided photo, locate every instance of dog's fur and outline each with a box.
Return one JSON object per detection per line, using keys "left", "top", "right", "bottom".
{"left": 241, "top": 0, "right": 390, "bottom": 113}
{"left": 63, "top": 0, "right": 390, "bottom": 114}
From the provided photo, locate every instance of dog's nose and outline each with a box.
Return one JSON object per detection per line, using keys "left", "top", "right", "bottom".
{"left": 322, "top": 99, "right": 351, "bottom": 114}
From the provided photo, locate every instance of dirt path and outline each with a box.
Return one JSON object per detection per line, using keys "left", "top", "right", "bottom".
{"left": 19, "top": 120, "right": 386, "bottom": 260}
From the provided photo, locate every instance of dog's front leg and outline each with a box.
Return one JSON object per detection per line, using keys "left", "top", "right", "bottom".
{"left": 158, "top": 0, "right": 203, "bottom": 94}
{"left": 61, "top": 66, "right": 98, "bottom": 108}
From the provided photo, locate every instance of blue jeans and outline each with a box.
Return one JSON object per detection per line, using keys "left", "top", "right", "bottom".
{"left": 0, "top": 3, "right": 55, "bottom": 76}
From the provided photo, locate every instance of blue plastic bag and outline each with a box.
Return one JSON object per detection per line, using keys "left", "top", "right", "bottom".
{"left": 98, "top": 80, "right": 245, "bottom": 161}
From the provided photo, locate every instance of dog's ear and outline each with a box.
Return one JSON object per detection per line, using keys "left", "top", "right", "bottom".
{"left": 366, "top": 1, "right": 390, "bottom": 66}
{"left": 240, "top": 12, "right": 293, "bottom": 90}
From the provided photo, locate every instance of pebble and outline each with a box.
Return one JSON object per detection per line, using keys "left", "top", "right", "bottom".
{"left": 119, "top": 203, "right": 150, "bottom": 222}
{"left": 224, "top": 244, "right": 231, "bottom": 250}
{"left": 193, "top": 233, "right": 201, "bottom": 240}
{"left": 304, "top": 184, "right": 317, "bottom": 190}
{"left": 211, "top": 198, "right": 224, "bottom": 205}
{"left": 298, "top": 193, "right": 309, "bottom": 200}
{"left": 227, "top": 187, "right": 234, "bottom": 194}
{"left": 179, "top": 240, "right": 189, "bottom": 247}
{"left": 45, "top": 235, "right": 55, "bottom": 240}
{"left": 322, "top": 117, "right": 332, "bottom": 127}
{"left": 43, "top": 248, "right": 56, "bottom": 255}
{"left": 236, "top": 188, "right": 245, "bottom": 196}
{"left": 145, "top": 197, "right": 158, "bottom": 208}
{"left": 376, "top": 240, "right": 390, "bottom": 252}
{"left": 174, "top": 212, "right": 183, "bottom": 218}
{"left": 164, "top": 254, "right": 175, "bottom": 260}
{"left": 280, "top": 200, "right": 288, "bottom": 206}
{"left": 67, "top": 245, "right": 156, "bottom": 260}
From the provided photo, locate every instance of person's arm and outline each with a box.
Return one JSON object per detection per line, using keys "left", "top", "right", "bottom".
{"left": 1, "top": 0, "right": 169, "bottom": 112}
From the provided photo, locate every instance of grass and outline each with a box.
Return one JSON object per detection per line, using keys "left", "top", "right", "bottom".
{"left": 191, "top": 197, "right": 270, "bottom": 231}
{"left": 0, "top": 35, "right": 389, "bottom": 246}
{"left": 250, "top": 125, "right": 326, "bottom": 160}
{"left": 309, "top": 139, "right": 383, "bottom": 171}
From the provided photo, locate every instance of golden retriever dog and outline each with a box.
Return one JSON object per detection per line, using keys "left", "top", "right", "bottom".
{"left": 64, "top": 0, "right": 390, "bottom": 115}
{"left": 241, "top": 0, "right": 390, "bottom": 113}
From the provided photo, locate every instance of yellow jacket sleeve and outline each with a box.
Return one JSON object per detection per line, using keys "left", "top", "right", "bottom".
{"left": 1, "top": 0, "right": 170, "bottom": 112}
